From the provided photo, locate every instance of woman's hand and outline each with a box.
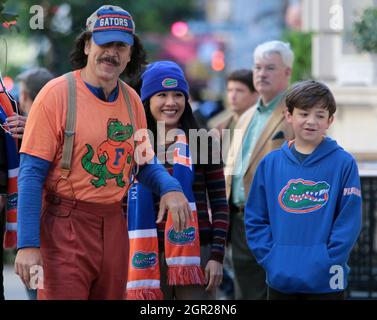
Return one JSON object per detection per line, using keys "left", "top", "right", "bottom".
{"left": 205, "top": 260, "right": 223, "bottom": 292}
{"left": 157, "top": 191, "right": 193, "bottom": 232}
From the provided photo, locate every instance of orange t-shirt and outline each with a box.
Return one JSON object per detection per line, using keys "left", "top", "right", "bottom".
{"left": 20, "top": 70, "right": 154, "bottom": 203}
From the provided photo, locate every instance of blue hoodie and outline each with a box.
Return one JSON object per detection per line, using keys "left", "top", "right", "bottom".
{"left": 245, "top": 137, "right": 362, "bottom": 294}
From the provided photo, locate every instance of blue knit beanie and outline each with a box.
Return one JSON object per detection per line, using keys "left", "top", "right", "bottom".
{"left": 140, "top": 60, "right": 189, "bottom": 102}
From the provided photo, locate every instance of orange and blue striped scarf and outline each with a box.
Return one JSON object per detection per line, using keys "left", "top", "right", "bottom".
{"left": 126, "top": 133, "right": 205, "bottom": 300}
{"left": 0, "top": 92, "right": 19, "bottom": 249}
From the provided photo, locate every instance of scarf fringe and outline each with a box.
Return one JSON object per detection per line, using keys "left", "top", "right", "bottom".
{"left": 125, "top": 288, "right": 164, "bottom": 300}
{"left": 3, "top": 231, "right": 17, "bottom": 249}
{"left": 167, "top": 265, "right": 206, "bottom": 286}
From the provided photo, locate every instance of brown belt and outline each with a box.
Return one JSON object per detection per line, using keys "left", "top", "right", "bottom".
{"left": 45, "top": 193, "right": 122, "bottom": 217}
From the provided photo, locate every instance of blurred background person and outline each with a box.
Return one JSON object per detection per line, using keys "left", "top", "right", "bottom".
{"left": 211, "top": 69, "right": 259, "bottom": 299}
{"left": 17, "top": 68, "right": 54, "bottom": 116}
{"left": 1, "top": 77, "right": 19, "bottom": 300}
{"left": 5, "top": 68, "right": 54, "bottom": 140}
{"left": 1, "top": 67, "right": 54, "bottom": 300}
{"left": 189, "top": 85, "right": 209, "bottom": 129}
{"left": 0, "top": 149, "right": 6, "bottom": 300}
{"left": 10, "top": 67, "right": 54, "bottom": 300}
{"left": 225, "top": 40, "right": 295, "bottom": 299}
{"left": 210, "top": 69, "right": 259, "bottom": 145}
{"left": 223, "top": 70, "right": 259, "bottom": 127}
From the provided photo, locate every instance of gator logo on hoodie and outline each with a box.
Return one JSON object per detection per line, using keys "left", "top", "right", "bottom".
{"left": 278, "top": 179, "right": 330, "bottom": 213}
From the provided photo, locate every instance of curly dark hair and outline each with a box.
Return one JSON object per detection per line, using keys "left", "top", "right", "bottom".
{"left": 69, "top": 31, "right": 147, "bottom": 78}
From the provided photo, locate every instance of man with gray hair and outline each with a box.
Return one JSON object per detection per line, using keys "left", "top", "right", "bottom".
{"left": 225, "top": 40, "right": 294, "bottom": 299}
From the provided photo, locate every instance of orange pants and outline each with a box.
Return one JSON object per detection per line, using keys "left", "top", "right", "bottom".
{"left": 39, "top": 193, "right": 128, "bottom": 300}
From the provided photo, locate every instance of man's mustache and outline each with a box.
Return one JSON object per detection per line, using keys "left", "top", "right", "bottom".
{"left": 97, "top": 56, "right": 120, "bottom": 66}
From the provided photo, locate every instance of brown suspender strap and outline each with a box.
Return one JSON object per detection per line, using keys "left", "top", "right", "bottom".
{"left": 119, "top": 81, "right": 136, "bottom": 131}
{"left": 59, "top": 76, "right": 137, "bottom": 180}
{"left": 60, "top": 72, "right": 77, "bottom": 179}
{"left": 119, "top": 80, "right": 140, "bottom": 177}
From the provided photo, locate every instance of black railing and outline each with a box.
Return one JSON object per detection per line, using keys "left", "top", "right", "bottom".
{"left": 347, "top": 177, "right": 377, "bottom": 298}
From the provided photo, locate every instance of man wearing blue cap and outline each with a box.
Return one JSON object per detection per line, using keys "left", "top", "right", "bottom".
{"left": 14, "top": 5, "right": 192, "bottom": 300}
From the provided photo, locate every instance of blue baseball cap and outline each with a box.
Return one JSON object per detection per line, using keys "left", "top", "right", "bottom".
{"left": 86, "top": 5, "right": 135, "bottom": 46}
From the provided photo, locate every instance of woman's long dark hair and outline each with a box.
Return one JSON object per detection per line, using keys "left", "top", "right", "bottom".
{"left": 69, "top": 31, "right": 147, "bottom": 78}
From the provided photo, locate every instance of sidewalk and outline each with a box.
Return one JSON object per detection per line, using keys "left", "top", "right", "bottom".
{"left": 3, "top": 264, "right": 29, "bottom": 300}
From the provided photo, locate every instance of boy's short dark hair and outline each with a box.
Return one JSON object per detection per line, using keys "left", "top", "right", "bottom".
{"left": 286, "top": 80, "right": 336, "bottom": 117}
{"left": 226, "top": 69, "right": 255, "bottom": 93}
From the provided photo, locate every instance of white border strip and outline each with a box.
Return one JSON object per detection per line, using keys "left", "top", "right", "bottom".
{"left": 127, "top": 280, "right": 160, "bottom": 289}
{"left": 129, "top": 229, "right": 157, "bottom": 239}
{"left": 166, "top": 256, "right": 200, "bottom": 266}
{"left": 8, "top": 168, "right": 19, "bottom": 178}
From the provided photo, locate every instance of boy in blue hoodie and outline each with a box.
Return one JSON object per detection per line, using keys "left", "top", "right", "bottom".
{"left": 244, "top": 80, "right": 362, "bottom": 300}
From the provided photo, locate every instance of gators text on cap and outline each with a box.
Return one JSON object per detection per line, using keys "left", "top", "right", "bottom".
{"left": 86, "top": 5, "right": 135, "bottom": 46}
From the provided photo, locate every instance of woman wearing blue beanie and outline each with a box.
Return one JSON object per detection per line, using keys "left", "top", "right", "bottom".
{"left": 124, "top": 61, "right": 229, "bottom": 300}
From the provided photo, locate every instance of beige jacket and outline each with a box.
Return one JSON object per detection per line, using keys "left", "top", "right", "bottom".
{"left": 225, "top": 98, "right": 294, "bottom": 201}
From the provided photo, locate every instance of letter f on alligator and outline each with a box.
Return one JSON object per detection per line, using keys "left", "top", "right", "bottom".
{"left": 81, "top": 118, "right": 134, "bottom": 188}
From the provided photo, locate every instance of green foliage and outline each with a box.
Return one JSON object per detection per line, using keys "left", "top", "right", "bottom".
{"left": 283, "top": 30, "right": 312, "bottom": 83}
{"left": 121, "top": 0, "right": 197, "bottom": 34}
{"left": 352, "top": 7, "right": 377, "bottom": 53}
{"left": 2, "top": 0, "right": 197, "bottom": 76}
{"left": 0, "top": 0, "right": 17, "bottom": 28}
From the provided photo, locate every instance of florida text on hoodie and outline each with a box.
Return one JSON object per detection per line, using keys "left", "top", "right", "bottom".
{"left": 245, "top": 137, "right": 362, "bottom": 294}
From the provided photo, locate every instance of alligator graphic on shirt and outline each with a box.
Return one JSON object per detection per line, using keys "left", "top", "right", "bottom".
{"left": 278, "top": 179, "right": 330, "bottom": 213}
{"left": 81, "top": 118, "right": 134, "bottom": 188}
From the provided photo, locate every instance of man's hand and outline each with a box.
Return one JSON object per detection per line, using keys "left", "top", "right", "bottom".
{"left": 156, "top": 191, "right": 193, "bottom": 232}
{"left": 14, "top": 248, "right": 43, "bottom": 289}
{"left": 205, "top": 260, "right": 223, "bottom": 292}
{"left": 5, "top": 113, "right": 27, "bottom": 139}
